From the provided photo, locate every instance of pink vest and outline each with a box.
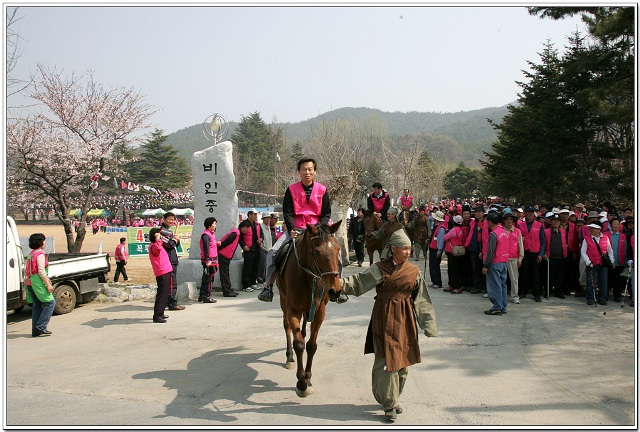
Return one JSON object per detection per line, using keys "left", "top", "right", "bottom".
{"left": 370, "top": 191, "right": 388, "bottom": 213}
{"left": 604, "top": 231, "right": 626, "bottom": 266}
{"left": 518, "top": 220, "right": 543, "bottom": 253}
{"left": 148, "top": 240, "right": 173, "bottom": 276}
{"left": 26, "top": 249, "right": 48, "bottom": 285}
{"left": 115, "top": 243, "right": 128, "bottom": 261}
{"left": 289, "top": 181, "right": 327, "bottom": 229}
{"left": 430, "top": 222, "right": 448, "bottom": 250}
{"left": 199, "top": 229, "right": 218, "bottom": 262}
{"left": 400, "top": 195, "right": 413, "bottom": 208}
{"left": 491, "top": 225, "right": 510, "bottom": 263}
{"left": 506, "top": 226, "right": 521, "bottom": 259}
{"left": 241, "top": 222, "right": 261, "bottom": 248}
{"left": 562, "top": 222, "right": 577, "bottom": 253}
{"left": 218, "top": 228, "right": 241, "bottom": 259}
{"left": 584, "top": 235, "right": 610, "bottom": 267}
{"left": 444, "top": 226, "right": 464, "bottom": 253}
{"left": 544, "top": 228, "right": 568, "bottom": 258}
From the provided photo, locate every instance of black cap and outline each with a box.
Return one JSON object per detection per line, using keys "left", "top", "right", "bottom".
{"left": 486, "top": 213, "right": 500, "bottom": 224}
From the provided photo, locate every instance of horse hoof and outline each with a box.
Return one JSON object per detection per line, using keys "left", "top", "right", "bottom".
{"left": 295, "top": 385, "right": 314, "bottom": 398}
{"left": 285, "top": 361, "right": 295, "bottom": 369}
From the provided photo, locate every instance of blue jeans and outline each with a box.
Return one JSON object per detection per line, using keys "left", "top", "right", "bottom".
{"left": 586, "top": 265, "right": 608, "bottom": 302}
{"left": 486, "top": 262, "right": 508, "bottom": 312}
{"left": 27, "top": 286, "right": 55, "bottom": 334}
{"left": 428, "top": 248, "right": 442, "bottom": 286}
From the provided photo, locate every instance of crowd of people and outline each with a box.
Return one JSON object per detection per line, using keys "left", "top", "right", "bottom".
{"left": 349, "top": 188, "right": 635, "bottom": 313}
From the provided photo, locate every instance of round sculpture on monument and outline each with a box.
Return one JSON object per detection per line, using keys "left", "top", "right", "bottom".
{"left": 202, "top": 113, "right": 228, "bottom": 144}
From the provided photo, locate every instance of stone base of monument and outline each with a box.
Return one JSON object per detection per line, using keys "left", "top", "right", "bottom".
{"left": 176, "top": 258, "right": 244, "bottom": 292}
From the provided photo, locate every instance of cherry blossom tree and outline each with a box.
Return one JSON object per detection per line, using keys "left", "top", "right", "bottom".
{"left": 7, "top": 64, "right": 157, "bottom": 252}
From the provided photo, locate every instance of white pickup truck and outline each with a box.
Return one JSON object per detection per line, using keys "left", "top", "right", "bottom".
{"left": 6, "top": 216, "right": 111, "bottom": 315}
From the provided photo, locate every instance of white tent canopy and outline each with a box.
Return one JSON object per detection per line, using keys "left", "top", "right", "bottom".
{"left": 142, "top": 208, "right": 166, "bottom": 216}
{"left": 168, "top": 208, "right": 194, "bottom": 216}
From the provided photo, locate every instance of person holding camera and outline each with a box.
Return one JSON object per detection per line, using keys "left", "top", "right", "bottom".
{"left": 199, "top": 217, "right": 219, "bottom": 304}
{"left": 161, "top": 212, "right": 185, "bottom": 311}
{"left": 148, "top": 227, "right": 173, "bottom": 323}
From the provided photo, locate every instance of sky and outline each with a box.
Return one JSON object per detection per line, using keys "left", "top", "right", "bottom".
{"left": 7, "top": 4, "right": 589, "bottom": 135}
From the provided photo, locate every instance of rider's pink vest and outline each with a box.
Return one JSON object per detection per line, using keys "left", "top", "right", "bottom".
{"left": 289, "top": 181, "right": 326, "bottom": 229}
{"left": 491, "top": 225, "right": 510, "bottom": 263}
{"left": 370, "top": 191, "right": 388, "bottom": 213}
{"left": 400, "top": 195, "right": 413, "bottom": 208}
{"left": 218, "top": 228, "right": 241, "bottom": 259}
{"left": 518, "top": 220, "right": 543, "bottom": 253}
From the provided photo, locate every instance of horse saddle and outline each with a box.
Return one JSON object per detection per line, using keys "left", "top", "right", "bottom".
{"left": 275, "top": 232, "right": 304, "bottom": 275}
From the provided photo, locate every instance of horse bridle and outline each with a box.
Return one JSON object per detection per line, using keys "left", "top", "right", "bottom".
{"left": 292, "top": 233, "right": 339, "bottom": 322}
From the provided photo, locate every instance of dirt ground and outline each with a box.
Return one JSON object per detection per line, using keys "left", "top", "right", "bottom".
{"left": 17, "top": 224, "right": 160, "bottom": 284}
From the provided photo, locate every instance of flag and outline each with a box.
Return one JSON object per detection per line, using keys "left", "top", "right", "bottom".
{"left": 127, "top": 182, "right": 133, "bottom": 191}
{"left": 101, "top": 175, "right": 111, "bottom": 181}
{"left": 114, "top": 178, "right": 118, "bottom": 188}
{"left": 121, "top": 180, "right": 127, "bottom": 189}
{"left": 276, "top": 152, "right": 281, "bottom": 162}
{"left": 133, "top": 184, "right": 139, "bottom": 192}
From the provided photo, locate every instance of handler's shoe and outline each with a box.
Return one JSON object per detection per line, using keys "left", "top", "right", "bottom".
{"left": 384, "top": 409, "right": 397, "bottom": 421}
{"left": 258, "top": 286, "right": 273, "bottom": 302}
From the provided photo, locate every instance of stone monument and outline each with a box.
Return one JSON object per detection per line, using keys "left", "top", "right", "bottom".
{"left": 176, "top": 114, "right": 243, "bottom": 290}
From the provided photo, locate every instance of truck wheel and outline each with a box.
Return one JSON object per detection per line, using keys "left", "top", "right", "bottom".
{"left": 53, "top": 283, "right": 77, "bottom": 315}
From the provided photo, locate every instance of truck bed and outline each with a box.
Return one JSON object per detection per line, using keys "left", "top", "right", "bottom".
{"left": 47, "top": 253, "right": 111, "bottom": 281}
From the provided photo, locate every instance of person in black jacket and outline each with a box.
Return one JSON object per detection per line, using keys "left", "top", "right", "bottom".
{"left": 350, "top": 208, "right": 366, "bottom": 267}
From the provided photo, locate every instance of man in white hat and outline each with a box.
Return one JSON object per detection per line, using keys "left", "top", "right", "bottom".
{"left": 340, "top": 230, "right": 438, "bottom": 421}
{"left": 427, "top": 210, "right": 447, "bottom": 289}
{"left": 580, "top": 222, "right": 615, "bottom": 305}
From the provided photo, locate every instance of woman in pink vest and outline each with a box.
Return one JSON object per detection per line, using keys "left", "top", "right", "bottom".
{"left": 428, "top": 211, "right": 448, "bottom": 289}
{"left": 502, "top": 212, "right": 524, "bottom": 304}
{"left": 580, "top": 222, "right": 615, "bottom": 306}
{"left": 443, "top": 215, "right": 465, "bottom": 294}
{"left": 482, "top": 213, "right": 510, "bottom": 315}
{"left": 198, "top": 217, "right": 219, "bottom": 304}
{"left": 25, "top": 233, "right": 55, "bottom": 336}
{"left": 148, "top": 227, "right": 174, "bottom": 323}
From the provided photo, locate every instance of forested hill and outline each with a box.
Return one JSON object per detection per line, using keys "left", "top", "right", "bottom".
{"left": 165, "top": 105, "right": 509, "bottom": 168}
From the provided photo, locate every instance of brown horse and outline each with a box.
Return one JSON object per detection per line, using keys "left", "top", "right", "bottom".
{"left": 276, "top": 221, "right": 344, "bottom": 397}
{"left": 363, "top": 211, "right": 383, "bottom": 265}
{"left": 412, "top": 212, "right": 430, "bottom": 261}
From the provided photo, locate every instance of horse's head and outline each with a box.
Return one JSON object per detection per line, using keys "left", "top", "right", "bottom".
{"left": 363, "top": 211, "right": 381, "bottom": 238}
{"left": 303, "top": 221, "right": 344, "bottom": 302}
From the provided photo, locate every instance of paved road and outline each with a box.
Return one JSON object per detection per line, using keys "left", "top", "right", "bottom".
{"left": 5, "top": 259, "right": 637, "bottom": 427}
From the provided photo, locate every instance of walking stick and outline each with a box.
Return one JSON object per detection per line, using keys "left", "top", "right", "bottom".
{"left": 546, "top": 257, "right": 550, "bottom": 300}
{"left": 592, "top": 266, "right": 598, "bottom": 308}
{"left": 620, "top": 265, "right": 632, "bottom": 308}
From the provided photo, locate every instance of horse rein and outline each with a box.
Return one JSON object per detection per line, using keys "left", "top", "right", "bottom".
{"left": 292, "top": 233, "right": 339, "bottom": 322}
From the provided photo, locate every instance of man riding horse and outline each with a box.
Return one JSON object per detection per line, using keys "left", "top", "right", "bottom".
{"left": 258, "top": 157, "right": 348, "bottom": 303}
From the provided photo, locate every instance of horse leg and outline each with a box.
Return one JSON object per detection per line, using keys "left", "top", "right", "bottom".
{"left": 283, "top": 314, "right": 295, "bottom": 369}
{"left": 301, "top": 304, "right": 326, "bottom": 396}
{"left": 288, "top": 313, "right": 310, "bottom": 397}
